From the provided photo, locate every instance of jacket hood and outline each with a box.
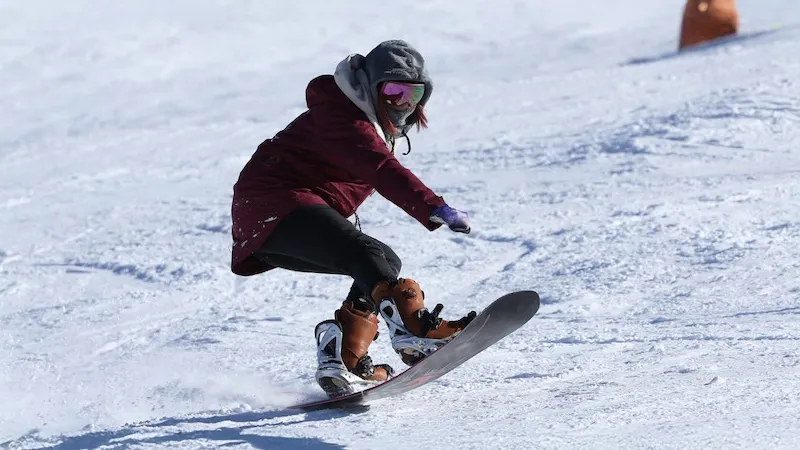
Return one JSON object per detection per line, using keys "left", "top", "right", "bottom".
{"left": 332, "top": 40, "right": 432, "bottom": 138}
{"left": 332, "top": 55, "right": 390, "bottom": 146}
{"left": 331, "top": 55, "right": 379, "bottom": 121}
{"left": 306, "top": 74, "right": 346, "bottom": 108}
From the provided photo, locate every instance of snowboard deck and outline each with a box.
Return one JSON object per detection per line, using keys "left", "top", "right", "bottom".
{"left": 290, "top": 290, "right": 540, "bottom": 411}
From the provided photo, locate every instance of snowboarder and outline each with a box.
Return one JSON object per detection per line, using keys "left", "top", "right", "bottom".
{"left": 230, "top": 40, "right": 476, "bottom": 396}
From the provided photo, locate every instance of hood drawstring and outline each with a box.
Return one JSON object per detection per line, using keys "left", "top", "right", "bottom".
{"left": 386, "top": 132, "right": 411, "bottom": 155}
{"left": 402, "top": 132, "right": 411, "bottom": 155}
{"left": 354, "top": 211, "right": 362, "bottom": 231}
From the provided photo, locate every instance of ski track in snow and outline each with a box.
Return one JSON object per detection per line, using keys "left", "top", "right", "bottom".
{"left": 2, "top": 1, "right": 800, "bottom": 449}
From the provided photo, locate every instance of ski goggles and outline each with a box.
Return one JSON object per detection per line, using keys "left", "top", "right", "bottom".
{"left": 380, "top": 81, "right": 425, "bottom": 110}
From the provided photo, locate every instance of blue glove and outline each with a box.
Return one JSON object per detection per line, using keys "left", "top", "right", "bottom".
{"left": 430, "top": 205, "right": 471, "bottom": 234}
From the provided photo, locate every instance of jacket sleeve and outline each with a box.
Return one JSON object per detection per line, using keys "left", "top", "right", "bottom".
{"left": 318, "top": 113, "right": 447, "bottom": 230}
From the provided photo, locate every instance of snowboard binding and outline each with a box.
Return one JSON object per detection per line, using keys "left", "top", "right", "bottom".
{"left": 378, "top": 298, "right": 476, "bottom": 365}
{"left": 314, "top": 315, "right": 394, "bottom": 398}
{"left": 372, "top": 278, "right": 477, "bottom": 366}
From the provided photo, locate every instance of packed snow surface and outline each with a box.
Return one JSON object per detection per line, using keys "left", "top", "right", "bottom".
{"left": 2, "top": 1, "right": 800, "bottom": 449}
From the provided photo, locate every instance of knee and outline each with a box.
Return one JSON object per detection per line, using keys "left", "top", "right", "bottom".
{"left": 383, "top": 246, "right": 402, "bottom": 276}
{"left": 362, "top": 236, "right": 401, "bottom": 276}
{"left": 345, "top": 234, "right": 401, "bottom": 276}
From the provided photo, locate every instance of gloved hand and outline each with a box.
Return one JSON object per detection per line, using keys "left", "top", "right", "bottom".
{"left": 430, "top": 205, "right": 471, "bottom": 234}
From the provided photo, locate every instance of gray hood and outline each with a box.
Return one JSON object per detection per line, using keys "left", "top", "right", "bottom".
{"left": 333, "top": 54, "right": 390, "bottom": 147}
{"left": 363, "top": 40, "right": 433, "bottom": 114}
{"left": 333, "top": 40, "right": 433, "bottom": 139}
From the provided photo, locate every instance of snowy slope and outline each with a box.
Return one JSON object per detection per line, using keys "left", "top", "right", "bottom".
{"left": 2, "top": 0, "right": 800, "bottom": 449}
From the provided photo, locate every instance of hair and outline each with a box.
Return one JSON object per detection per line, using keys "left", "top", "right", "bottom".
{"left": 377, "top": 103, "right": 428, "bottom": 137}
{"left": 415, "top": 105, "right": 429, "bottom": 129}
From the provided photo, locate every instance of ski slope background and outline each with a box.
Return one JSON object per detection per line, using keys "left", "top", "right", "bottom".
{"left": 2, "top": 0, "right": 800, "bottom": 448}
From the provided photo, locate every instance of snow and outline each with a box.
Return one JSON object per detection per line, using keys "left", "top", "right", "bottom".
{"left": 2, "top": 0, "right": 800, "bottom": 448}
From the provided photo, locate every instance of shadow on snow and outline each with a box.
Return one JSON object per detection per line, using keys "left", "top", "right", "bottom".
{"left": 7, "top": 407, "right": 368, "bottom": 450}
{"left": 621, "top": 28, "right": 789, "bottom": 67}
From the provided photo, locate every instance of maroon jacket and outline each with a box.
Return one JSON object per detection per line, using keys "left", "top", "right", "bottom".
{"left": 231, "top": 75, "right": 446, "bottom": 276}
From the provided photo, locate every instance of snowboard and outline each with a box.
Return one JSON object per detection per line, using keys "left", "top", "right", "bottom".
{"left": 290, "top": 290, "right": 540, "bottom": 411}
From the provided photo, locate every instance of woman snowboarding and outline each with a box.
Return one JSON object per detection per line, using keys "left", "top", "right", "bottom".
{"left": 231, "top": 40, "right": 475, "bottom": 397}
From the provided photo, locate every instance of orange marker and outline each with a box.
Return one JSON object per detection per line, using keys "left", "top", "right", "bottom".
{"left": 679, "top": 0, "right": 739, "bottom": 50}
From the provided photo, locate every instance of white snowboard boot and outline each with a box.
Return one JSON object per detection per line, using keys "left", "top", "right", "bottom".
{"left": 372, "top": 278, "right": 477, "bottom": 366}
{"left": 314, "top": 300, "right": 394, "bottom": 398}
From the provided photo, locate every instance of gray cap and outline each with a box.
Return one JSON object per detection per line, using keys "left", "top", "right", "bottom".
{"left": 363, "top": 40, "right": 433, "bottom": 131}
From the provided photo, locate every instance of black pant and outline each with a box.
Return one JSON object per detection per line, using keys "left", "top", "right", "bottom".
{"left": 255, "top": 205, "right": 401, "bottom": 303}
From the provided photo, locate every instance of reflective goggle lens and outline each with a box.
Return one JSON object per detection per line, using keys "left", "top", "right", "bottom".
{"left": 381, "top": 82, "right": 425, "bottom": 108}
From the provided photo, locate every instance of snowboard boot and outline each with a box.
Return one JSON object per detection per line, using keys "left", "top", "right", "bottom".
{"left": 372, "top": 278, "right": 477, "bottom": 366}
{"left": 315, "top": 299, "right": 394, "bottom": 398}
